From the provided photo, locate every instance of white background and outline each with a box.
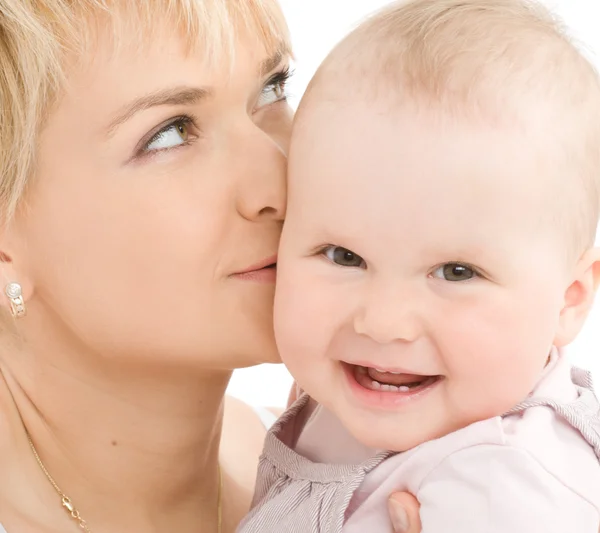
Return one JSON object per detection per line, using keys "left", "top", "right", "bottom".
{"left": 227, "top": 0, "right": 600, "bottom": 408}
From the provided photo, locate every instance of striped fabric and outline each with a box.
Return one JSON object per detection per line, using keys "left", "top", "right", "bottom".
{"left": 238, "top": 368, "right": 600, "bottom": 533}
{"left": 239, "top": 396, "right": 393, "bottom": 533}
{"left": 507, "top": 367, "right": 600, "bottom": 459}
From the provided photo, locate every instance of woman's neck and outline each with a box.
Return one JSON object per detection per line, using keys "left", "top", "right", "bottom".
{"left": 0, "top": 334, "right": 231, "bottom": 533}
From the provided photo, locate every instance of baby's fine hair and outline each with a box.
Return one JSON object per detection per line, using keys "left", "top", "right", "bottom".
{"left": 307, "top": 0, "right": 600, "bottom": 256}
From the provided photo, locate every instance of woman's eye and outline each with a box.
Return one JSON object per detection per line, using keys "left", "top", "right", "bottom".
{"left": 257, "top": 81, "right": 287, "bottom": 108}
{"left": 256, "top": 68, "right": 292, "bottom": 109}
{"left": 432, "top": 263, "right": 477, "bottom": 282}
{"left": 144, "top": 119, "right": 191, "bottom": 153}
{"left": 322, "top": 246, "right": 366, "bottom": 268}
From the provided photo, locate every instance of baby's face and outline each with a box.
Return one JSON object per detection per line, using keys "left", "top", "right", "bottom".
{"left": 275, "top": 95, "right": 575, "bottom": 451}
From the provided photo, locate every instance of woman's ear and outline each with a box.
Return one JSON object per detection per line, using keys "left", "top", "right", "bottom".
{"left": 554, "top": 247, "right": 600, "bottom": 347}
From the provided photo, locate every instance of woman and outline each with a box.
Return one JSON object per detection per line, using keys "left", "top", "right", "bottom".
{"left": 0, "top": 1, "right": 421, "bottom": 532}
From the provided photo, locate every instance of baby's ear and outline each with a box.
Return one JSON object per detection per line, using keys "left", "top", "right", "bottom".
{"left": 554, "top": 247, "right": 600, "bottom": 347}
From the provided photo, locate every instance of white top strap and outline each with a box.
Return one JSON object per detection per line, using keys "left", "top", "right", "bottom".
{"left": 252, "top": 405, "right": 279, "bottom": 430}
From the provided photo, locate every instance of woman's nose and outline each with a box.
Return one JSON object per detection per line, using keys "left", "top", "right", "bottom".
{"left": 234, "top": 122, "right": 288, "bottom": 223}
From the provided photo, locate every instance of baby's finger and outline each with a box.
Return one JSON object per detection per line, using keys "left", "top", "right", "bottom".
{"left": 388, "top": 492, "right": 422, "bottom": 533}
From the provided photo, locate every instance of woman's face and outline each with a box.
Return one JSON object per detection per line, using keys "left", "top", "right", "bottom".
{"left": 12, "top": 24, "right": 292, "bottom": 369}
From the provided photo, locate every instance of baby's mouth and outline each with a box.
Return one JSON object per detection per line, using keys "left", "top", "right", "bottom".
{"left": 353, "top": 365, "right": 442, "bottom": 393}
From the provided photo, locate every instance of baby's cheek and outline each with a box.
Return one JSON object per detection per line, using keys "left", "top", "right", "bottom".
{"left": 431, "top": 313, "right": 535, "bottom": 419}
{"left": 445, "top": 346, "right": 543, "bottom": 424}
{"left": 274, "top": 268, "right": 327, "bottom": 368}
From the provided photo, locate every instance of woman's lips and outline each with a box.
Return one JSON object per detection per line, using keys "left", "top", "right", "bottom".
{"left": 231, "top": 255, "right": 277, "bottom": 282}
{"left": 233, "top": 266, "right": 276, "bottom": 282}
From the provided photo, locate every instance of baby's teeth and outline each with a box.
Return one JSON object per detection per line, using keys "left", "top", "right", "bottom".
{"left": 373, "top": 368, "right": 403, "bottom": 375}
{"left": 398, "top": 386, "right": 410, "bottom": 392}
{"left": 371, "top": 381, "right": 381, "bottom": 390}
{"left": 380, "top": 384, "right": 391, "bottom": 392}
{"left": 388, "top": 385, "right": 399, "bottom": 392}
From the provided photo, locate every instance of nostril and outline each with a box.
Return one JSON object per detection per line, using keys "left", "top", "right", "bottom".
{"left": 259, "top": 206, "right": 278, "bottom": 216}
{"left": 257, "top": 205, "right": 286, "bottom": 221}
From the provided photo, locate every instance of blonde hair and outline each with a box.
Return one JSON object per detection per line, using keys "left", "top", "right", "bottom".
{"left": 0, "top": 0, "right": 289, "bottom": 224}
{"left": 308, "top": 0, "right": 600, "bottom": 255}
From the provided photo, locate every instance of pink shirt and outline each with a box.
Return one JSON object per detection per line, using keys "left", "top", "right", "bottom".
{"left": 240, "top": 354, "right": 600, "bottom": 532}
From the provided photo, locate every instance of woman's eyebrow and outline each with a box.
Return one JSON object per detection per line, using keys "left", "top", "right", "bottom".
{"left": 106, "top": 86, "right": 211, "bottom": 137}
{"left": 259, "top": 44, "right": 291, "bottom": 76}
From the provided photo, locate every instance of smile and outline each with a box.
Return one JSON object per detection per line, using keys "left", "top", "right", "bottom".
{"left": 342, "top": 363, "right": 443, "bottom": 408}
{"left": 354, "top": 366, "right": 441, "bottom": 393}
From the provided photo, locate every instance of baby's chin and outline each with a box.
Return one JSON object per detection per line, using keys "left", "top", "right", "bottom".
{"left": 350, "top": 424, "right": 435, "bottom": 453}
{"left": 338, "top": 408, "right": 470, "bottom": 453}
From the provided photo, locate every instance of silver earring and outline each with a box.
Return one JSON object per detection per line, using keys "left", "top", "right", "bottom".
{"left": 5, "top": 282, "right": 26, "bottom": 318}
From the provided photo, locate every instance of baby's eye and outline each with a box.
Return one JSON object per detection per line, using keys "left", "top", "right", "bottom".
{"left": 322, "top": 246, "right": 366, "bottom": 268}
{"left": 431, "top": 263, "right": 477, "bottom": 282}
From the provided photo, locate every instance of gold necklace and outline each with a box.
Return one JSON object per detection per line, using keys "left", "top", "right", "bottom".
{"left": 26, "top": 432, "right": 223, "bottom": 533}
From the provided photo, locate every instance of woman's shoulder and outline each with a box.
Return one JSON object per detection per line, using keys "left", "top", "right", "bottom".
{"left": 222, "top": 395, "right": 274, "bottom": 434}
{"left": 220, "top": 397, "right": 278, "bottom": 484}
{"left": 222, "top": 396, "right": 281, "bottom": 441}
{"left": 219, "top": 397, "right": 281, "bottom": 521}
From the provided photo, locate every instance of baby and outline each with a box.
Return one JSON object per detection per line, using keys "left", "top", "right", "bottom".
{"left": 241, "top": 0, "right": 600, "bottom": 531}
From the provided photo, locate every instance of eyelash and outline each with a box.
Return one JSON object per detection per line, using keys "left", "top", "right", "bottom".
{"left": 430, "top": 261, "right": 484, "bottom": 278}
{"left": 313, "top": 244, "right": 359, "bottom": 265}
{"left": 262, "top": 65, "right": 294, "bottom": 101}
{"left": 312, "top": 246, "right": 486, "bottom": 279}
{"left": 138, "top": 114, "right": 196, "bottom": 156}
{"left": 136, "top": 66, "right": 294, "bottom": 160}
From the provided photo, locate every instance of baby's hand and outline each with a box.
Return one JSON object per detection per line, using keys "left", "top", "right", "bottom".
{"left": 388, "top": 492, "right": 421, "bottom": 533}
